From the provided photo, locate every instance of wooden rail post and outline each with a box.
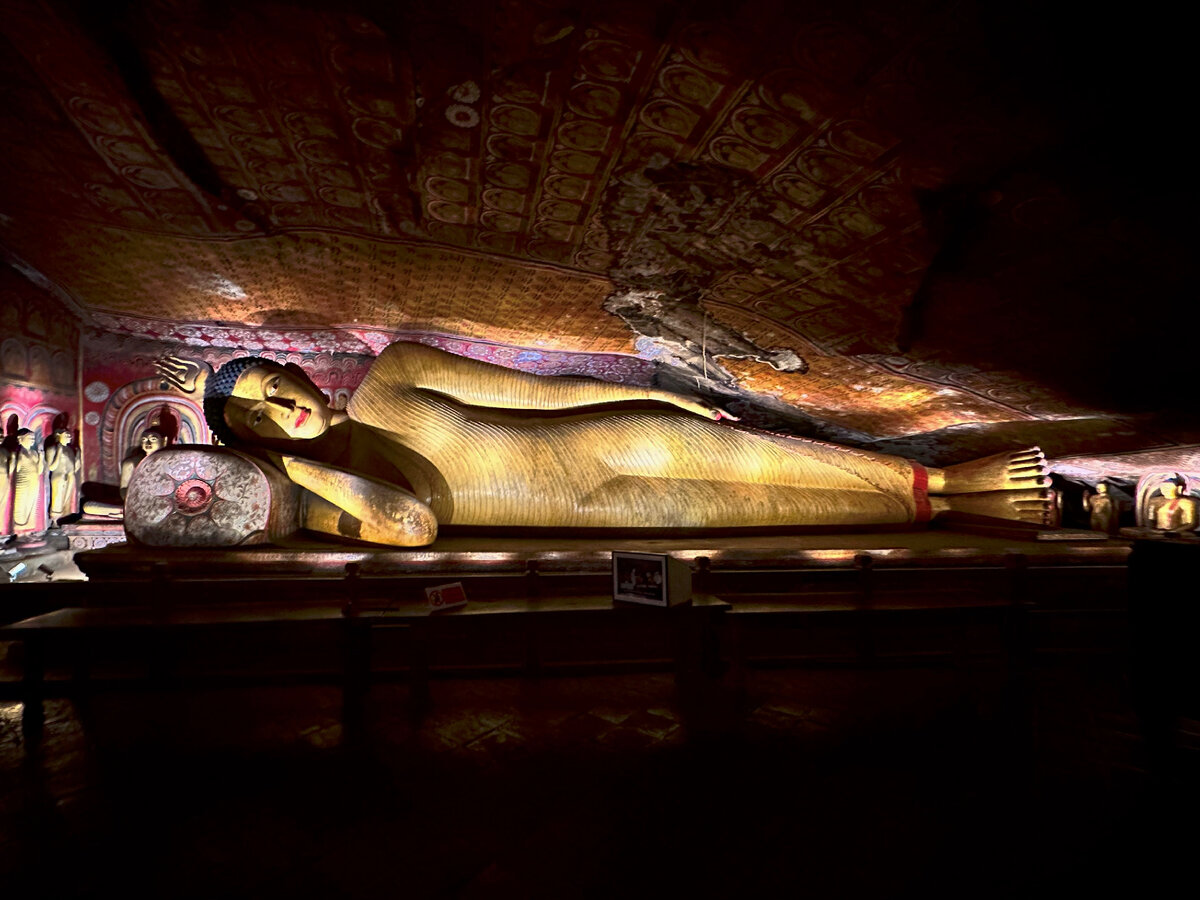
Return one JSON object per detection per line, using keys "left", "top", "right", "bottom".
{"left": 341, "top": 563, "right": 369, "bottom": 746}
{"left": 20, "top": 632, "right": 45, "bottom": 751}
{"left": 854, "top": 552, "right": 876, "bottom": 662}
{"left": 1003, "top": 551, "right": 1033, "bottom": 767}
{"left": 524, "top": 560, "right": 543, "bottom": 677}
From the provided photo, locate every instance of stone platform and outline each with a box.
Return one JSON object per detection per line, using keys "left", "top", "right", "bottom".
{"left": 60, "top": 519, "right": 126, "bottom": 552}
{"left": 76, "top": 527, "right": 1131, "bottom": 583}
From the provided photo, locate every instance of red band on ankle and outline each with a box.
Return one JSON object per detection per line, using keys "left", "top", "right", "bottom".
{"left": 912, "top": 463, "right": 931, "bottom": 523}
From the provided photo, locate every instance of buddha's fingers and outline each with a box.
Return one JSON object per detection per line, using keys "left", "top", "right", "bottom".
{"left": 153, "top": 355, "right": 209, "bottom": 393}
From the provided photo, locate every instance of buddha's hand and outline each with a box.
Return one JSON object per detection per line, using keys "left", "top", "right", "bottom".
{"left": 153, "top": 355, "right": 211, "bottom": 394}
{"left": 652, "top": 390, "right": 740, "bottom": 421}
{"left": 281, "top": 456, "right": 438, "bottom": 547}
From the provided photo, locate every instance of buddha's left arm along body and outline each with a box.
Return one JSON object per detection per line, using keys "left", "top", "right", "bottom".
{"left": 369, "top": 341, "right": 732, "bottom": 419}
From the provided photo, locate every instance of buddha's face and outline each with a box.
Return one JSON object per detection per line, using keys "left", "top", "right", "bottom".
{"left": 1096, "top": 483, "right": 1107, "bottom": 494}
{"left": 1161, "top": 482, "right": 1180, "bottom": 499}
{"left": 140, "top": 431, "right": 166, "bottom": 454}
{"left": 224, "top": 363, "right": 332, "bottom": 442}
{"left": 17, "top": 432, "right": 34, "bottom": 450}
{"left": 56, "top": 431, "right": 71, "bottom": 445}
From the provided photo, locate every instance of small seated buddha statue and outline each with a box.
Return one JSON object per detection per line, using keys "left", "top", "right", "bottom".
{"left": 81, "top": 427, "right": 170, "bottom": 520}
{"left": 1145, "top": 477, "right": 1199, "bottom": 534}
{"left": 45, "top": 428, "right": 82, "bottom": 526}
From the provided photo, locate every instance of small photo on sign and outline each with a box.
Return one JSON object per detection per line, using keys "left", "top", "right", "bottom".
{"left": 612, "top": 551, "right": 693, "bottom": 607}
{"left": 612, "top": 552, "right": 667, "bottom": 606}
{"left": 614, "top": 556, "right": 662, "bottom": 607}
{"left": 426, "top": 582, "right": 468, "bottom": 611}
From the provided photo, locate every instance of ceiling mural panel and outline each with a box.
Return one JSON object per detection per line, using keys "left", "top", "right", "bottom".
{"left": 0, "top": 0, "right": 233, "bottom": 233}
{"left": 0, "top": 221, "right": 627, "bottom": 353}
{"left": 140, "top": 0, "right": 419, "bottom": 236}
{"left": 0, "top": 0, "right": 1194, "bottom": 460}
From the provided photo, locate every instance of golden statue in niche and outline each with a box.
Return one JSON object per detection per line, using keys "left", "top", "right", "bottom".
{"left": 1144, "top": 477, "right": 1198, "bottom": 534}
{"left": 45, "top": 427, "right": 81, "bottom": 525}
{"left": 153, "top": 342, "right": 1053, "bottom": 547}
{"left": 1082, "top": 481, "right": 1118, "bottom": 535}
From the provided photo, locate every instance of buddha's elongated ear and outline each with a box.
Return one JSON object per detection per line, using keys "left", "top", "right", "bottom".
{"left": 154, "top": 355, "right": 212, "bottom": 396}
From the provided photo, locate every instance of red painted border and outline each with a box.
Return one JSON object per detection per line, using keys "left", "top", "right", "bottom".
{"left": 911, "top": 463, "right": 932, "bottom": 524}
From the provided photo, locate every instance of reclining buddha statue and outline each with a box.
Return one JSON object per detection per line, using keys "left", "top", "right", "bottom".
{"left": 145, "top": 341, "right": 1053, "bottom": 548}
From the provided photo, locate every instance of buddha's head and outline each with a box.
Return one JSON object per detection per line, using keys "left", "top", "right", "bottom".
{"left": 139, "top": 428, "right": 168, "bottom": 455}
{"left": 1161, "top": 480, "right": 1181, "bottom": 499}
{"left": 204, "top": 358, "right": 332, "bottom": 445}
{"left": 53, "top": 428, "right": 72, "bottom": 445}
{"left": 1095, "top": 482, "right": 1108, "bottom": 494}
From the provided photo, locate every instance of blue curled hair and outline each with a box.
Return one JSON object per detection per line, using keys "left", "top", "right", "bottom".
{"left": 204, "top": 356, "right": 269, "bottom": 446}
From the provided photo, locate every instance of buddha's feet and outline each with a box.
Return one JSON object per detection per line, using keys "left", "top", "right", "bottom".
{"left": 930, "top": 488, "right": 1056, "bottom": 525}
{"left": 933, "top": 447, "right": 1049, "bottom": 495}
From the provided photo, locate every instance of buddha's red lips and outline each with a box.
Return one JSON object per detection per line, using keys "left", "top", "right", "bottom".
{"left": 296, "top": 407, "right": 311, "bottom": 427}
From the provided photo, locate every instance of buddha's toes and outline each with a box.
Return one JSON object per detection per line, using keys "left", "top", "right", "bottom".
{"left": 937, "top": 487, "right": 1056, "bottom": 524}
{"left": 939, "top": 446, "right": 1049, "bottom": 495}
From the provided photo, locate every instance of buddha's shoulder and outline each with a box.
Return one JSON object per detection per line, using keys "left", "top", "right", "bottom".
{"left": 348, "top": 373, "right": 448, "bottom": 421}
{"left": 374, "top": 340, "right": 446, "bottom": 364}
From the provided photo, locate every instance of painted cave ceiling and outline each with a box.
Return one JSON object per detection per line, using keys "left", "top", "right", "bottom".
{"left": 1, "top": 0, "right": 1196, "bottom": 470}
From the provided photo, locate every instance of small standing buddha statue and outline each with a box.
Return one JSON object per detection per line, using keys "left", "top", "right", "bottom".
{"left": 1083, "top": 482, "right": 1118, "bottom": 535}
{"left": 0, "top": 441, "right": 11, "bottom": 532}
{"left": 46, "top": 427, "right": 81, "bottom": 526}
{"left": 1145, "top": 477, "right": 1199, "bottom": 534}
{"left": 11, "top": 428, "right": 45, "bottom": 532}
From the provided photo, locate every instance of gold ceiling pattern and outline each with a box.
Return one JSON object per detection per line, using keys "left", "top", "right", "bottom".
{"left": 5, "top": 222, "right": 628, "bottom": 352}
{"left": 0, "top": 0, "right": 1192, "bottom": 452}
